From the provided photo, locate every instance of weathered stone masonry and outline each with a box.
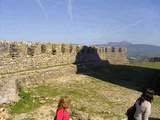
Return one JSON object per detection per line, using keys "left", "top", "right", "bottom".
{"left": 0, "top": 41, "right": 128, "bottom": 104}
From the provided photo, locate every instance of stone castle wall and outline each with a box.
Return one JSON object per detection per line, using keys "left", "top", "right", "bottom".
{"left": 0, "top": 41, "right": 128, "bottom": 104}
{"left": 0, "top": 41, "right": 128, "bottom": 75}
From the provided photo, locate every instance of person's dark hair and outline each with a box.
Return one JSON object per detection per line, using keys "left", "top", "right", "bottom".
{"left": 138, "top": 88, "right": 154, "bottom": 105}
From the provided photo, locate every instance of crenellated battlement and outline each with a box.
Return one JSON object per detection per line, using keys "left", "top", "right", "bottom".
{"left": 0, "top": 41, "right": 128, "bottom": 75}
{"left": 0, "top": 41, "right": 127, "bottom": 59}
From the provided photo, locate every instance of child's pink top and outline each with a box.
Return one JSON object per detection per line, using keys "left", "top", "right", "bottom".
{"left": 56, "top": 108, "right": 70, "bottom": 120}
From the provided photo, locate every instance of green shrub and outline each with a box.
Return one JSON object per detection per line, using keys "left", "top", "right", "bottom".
{"left": 10, "top": 90, "right": 40, "bottom": 114}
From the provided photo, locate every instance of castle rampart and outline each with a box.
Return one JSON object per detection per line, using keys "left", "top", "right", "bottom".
{"left": 0, "top": 41, "right": 128, "bottom": 104}
{"left": 0, "top": 41, "right": 128, "bottom": 75}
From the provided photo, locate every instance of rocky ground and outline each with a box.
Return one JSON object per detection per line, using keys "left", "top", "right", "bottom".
{"left": 2, "top": 73, "right": 160, "bottom": 120}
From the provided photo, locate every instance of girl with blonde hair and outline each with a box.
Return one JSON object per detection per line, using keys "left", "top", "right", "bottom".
{"left": 55, "top": 96, "right": 71, "bottom": 120}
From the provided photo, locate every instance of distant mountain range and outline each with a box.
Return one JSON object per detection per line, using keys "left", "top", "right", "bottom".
{"left": 96, "top": 41, "right": 160, "bottom": 58}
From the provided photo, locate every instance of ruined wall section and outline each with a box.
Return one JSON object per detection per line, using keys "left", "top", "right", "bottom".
{"left": 0, "top": 41, "right": 10, "bottom": 57}
{"left": 105, "top": 47, "right": 128, "bottom": 64}
{"left": 0, "top": 76, "right": 19, "bottom": 104}
{"left": 0, "top": 41, "right": 128, "bottom": 75}
{"left": 0, "top": 43, "right": 78, "bottom": 75}
{"left": 0, "top": 64, "right": 77, "bottom": 104}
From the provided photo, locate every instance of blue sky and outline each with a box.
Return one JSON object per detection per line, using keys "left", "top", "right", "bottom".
{"left": 0, "top": 0, "right": 160, "bottom": 45}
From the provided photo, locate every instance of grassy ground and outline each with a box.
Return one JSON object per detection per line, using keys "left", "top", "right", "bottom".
{"left": 8, "top": 75, "right": 138, "bottom": 119}
{"left": 7, "top": 62, "right": 160, "bottom": 120}
{"left": 8, "top": 76, "right": 160, "bottom": 120}
{"left": 9, "top": 90, "right": 40, "bottom": 114}
{"left": 130, "top": 62, "right": 160, "bottom": 69}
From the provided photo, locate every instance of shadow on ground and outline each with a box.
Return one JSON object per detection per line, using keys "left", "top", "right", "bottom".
{"left": 74, "top": 46, "right": 160, "bottom": 95}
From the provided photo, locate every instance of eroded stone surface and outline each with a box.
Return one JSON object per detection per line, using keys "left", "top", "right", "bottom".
{"left": 0, "top": 107, "right": 9, "bottom": 120}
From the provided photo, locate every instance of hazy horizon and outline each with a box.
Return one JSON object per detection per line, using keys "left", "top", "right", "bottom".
{"left": 0, "top": 0, "right": 160, "bottom": 46}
